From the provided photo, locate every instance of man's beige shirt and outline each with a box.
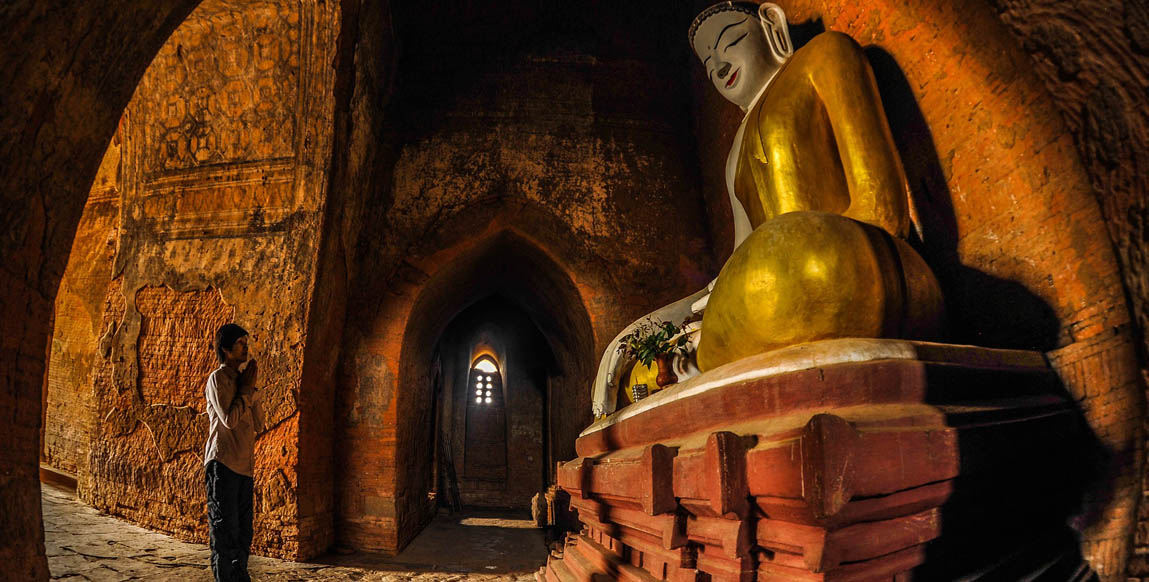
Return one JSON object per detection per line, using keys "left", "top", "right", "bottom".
{"left": 204, "top": 364, "right": 264, "bottom": 477}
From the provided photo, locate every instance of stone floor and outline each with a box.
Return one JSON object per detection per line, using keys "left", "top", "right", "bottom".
{"left": 42, "top": 482, "right": 547, "bottom": 581}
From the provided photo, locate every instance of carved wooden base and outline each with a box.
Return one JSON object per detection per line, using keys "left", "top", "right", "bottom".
{"left": 539, "top": 340, "right": 1095, "bottom": 582}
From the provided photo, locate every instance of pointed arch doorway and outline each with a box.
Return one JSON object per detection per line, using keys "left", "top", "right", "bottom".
{"left": 433, "top": 295, "right": 555, "bottom": 509}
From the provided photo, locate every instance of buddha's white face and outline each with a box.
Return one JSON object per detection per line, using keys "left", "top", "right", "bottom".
{"left": 692, "top": 10, "right": 778, "bottom": 110}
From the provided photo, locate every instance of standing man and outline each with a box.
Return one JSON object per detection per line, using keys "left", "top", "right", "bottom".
{"left": 204, "top": 323, "right": 265, "bottom": 582}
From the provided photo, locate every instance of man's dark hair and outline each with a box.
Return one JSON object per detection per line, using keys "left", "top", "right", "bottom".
{"left": 215, "top": 323, "right": 249, "bottom": 363}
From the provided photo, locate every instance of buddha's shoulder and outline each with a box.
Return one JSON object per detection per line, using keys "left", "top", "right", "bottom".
{"left": 744, "top": 32, "right": 869, "bottom": 123}
{"left": 791, "top": 31, "right": 866, "bottom": 66}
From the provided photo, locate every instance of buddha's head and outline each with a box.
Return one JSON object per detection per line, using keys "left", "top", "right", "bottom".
{"left": 690, "top": 2, "right": 793, "bottom": 111}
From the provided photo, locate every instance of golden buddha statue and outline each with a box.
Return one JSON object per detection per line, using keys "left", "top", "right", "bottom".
{"left": 689, "top": 1, "right": 944, "bottom": 370}
{"left": 590, "top": 1, "right": 944, "bottom": 416}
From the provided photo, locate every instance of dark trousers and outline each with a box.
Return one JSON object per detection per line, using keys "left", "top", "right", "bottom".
{"left": 205, "top": 460, "right": 253, "bottom": 582}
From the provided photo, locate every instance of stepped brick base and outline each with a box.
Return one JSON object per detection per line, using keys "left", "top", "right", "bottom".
{"left": 539, "top": 339, "right": 1096, "bottom": 582}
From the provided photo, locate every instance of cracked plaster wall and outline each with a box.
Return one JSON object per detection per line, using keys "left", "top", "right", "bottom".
{"left": 0, "top": 1, "right": 201, "bottom": 578}
{"left": 42, "top": 127, "right": 123, "bottom": 478}
{"left": 9, "top": 0, "right": 1149, "bottom": 578}
{"left": 41, "top": 0, "right": 342, "bottom": 561}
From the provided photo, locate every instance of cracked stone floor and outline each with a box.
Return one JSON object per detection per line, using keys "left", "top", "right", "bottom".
{"left": 42, "top": 482, "right": 548, "bottom": 581}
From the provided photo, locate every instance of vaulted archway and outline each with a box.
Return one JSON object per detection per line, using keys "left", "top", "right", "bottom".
{"left": 4, "top": 1, "right": 1149, "bottom": 580}
{"left": 2, "top": 3, "right": 204, "bottom": 578}
{"left": 437, "top": 298, "right": 554, "bottom": 508}
{"left": 336, "top": 227, "right": 598, "bottom": 552}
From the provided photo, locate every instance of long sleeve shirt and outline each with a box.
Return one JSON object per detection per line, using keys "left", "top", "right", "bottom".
{"left": 203, "top": 364, "right": 264, "bottom": 477}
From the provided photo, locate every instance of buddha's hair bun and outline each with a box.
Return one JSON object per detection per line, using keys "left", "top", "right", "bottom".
{"left": 688, "top": 2, "right": 761, "bottom": 47}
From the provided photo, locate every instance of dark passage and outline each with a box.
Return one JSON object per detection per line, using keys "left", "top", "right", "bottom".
{"left": 432, "top": 295, "right": 555, "bottom": 511}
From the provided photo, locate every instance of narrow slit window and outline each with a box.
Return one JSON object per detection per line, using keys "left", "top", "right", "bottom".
{"left": 470, "top": 357, "right": 500, "bottom": 406}
{"left": 464, "top": 355, "right": 506, "bottom": 481}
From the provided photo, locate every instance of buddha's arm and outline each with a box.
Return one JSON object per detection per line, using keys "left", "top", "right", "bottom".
{"left": 590, "top": 287, "right": 710, "bottom": 418}
{"left": 809, "top": 32, "right": 911, "bottom": 238}
{"left": 726, "top": 121, "right": 755, "bottom": 249}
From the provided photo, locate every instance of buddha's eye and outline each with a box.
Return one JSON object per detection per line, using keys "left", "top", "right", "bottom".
{"left": 725, "top": 32, "right": 748, "bottom": 52}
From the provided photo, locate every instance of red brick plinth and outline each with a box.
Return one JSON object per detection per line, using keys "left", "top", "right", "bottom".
{"left": 539, "top": 339, "right": 1093, "bottom": 582}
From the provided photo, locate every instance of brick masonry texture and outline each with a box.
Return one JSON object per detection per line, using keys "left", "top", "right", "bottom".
{"left": 973, "top": 2, "right": 1149, "bottom": 579}
{"left": 332, "top": 1, "right": 716, "bottom": 554}
{"left": 39, "top": 0, "right": 342, "bottom": 563}
{"left": 5, "top": 0, "right": 1149, "bottom": 580}
{"left": 0, "top": 1, "right": 201, "bottom": 578}
{"left": 42, "top": 133, "right": 122, "bottom": 478}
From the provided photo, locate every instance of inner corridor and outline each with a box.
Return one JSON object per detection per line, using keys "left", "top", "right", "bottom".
{"left": 6, "top": 0, "right": 1149, "bottom": 581}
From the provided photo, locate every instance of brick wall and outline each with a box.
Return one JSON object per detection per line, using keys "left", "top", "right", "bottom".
{"left": 438, "top": 298, "right": 551, "bottom": 509}
{"left": 42, "top": 0, "right": 342, "bottom": 561}
{"left": 0, "top": 1, "right": 197, "bottom": 578}
{"left": 972, "top": 1, "right": 1149, "bottom": 578}
{"left": 334, "top": 1, "right": 715, "bottom": 554}
{"left": 9, "top": 0, "right": 1149, "bottom": 578}
{"left": 42, "top": 127, "right": 122, "bottom": 478}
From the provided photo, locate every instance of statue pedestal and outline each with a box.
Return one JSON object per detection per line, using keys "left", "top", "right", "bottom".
{"left": 539, "top": 339, "right": 1091, "bottom": 582}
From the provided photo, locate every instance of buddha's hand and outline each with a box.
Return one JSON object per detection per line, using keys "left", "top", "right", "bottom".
{"left": 689, "top": 278, "right": 718, "bottom": 314}
{"left": 590, "top": 285, "right": 712, "bottom": 418}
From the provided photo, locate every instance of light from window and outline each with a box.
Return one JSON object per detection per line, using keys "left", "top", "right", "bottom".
{"left": 471, "top": 357, "right": 500, "bottom": 407}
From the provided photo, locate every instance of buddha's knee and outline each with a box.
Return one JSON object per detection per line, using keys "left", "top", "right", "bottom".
{"left": 696, "top": 212, "right": 943, "bottom": 370}
{"left": 889, "top": 234, "right": 946, "bottom": 341}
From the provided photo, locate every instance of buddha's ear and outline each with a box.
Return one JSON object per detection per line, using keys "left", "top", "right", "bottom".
{"left": 759, "top": 3, "right": 793, "bottom": 61}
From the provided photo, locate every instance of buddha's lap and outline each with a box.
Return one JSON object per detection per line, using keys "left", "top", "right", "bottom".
{"left": 696, "top": 211, "right": 943, "bottom": 370}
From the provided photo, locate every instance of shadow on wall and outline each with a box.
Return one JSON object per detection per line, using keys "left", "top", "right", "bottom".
{"left": 865, "top": 45, "right": 1060, "bottom": 352}
{"left": 862, "top": 32, "right": 1105, "bottom": 580}
{"left": 789, "top": 19, "right": 1061, "bottom": 352}
{"left": 916, "top": 364, "right": 1107, "bottom": 580}
{"left": 787, "top": 18, "right": 1107, "bottom": 578}
{"left": 331, "top": 227, "right": 598, "bottom": 554}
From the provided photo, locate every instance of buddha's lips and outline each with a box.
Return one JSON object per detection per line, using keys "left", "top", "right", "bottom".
{"left": 726, "top": 68, "right": 740, "bottom": 89}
